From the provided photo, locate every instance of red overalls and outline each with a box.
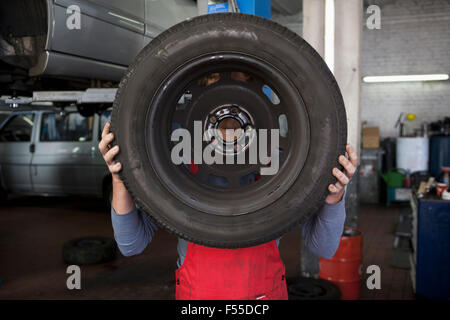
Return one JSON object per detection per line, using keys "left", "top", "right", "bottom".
{"left": 175, "top": 240, "right": 289, "bottom": 300}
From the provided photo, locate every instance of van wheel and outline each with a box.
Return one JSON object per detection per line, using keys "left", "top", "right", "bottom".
{"left": 111, "top": 13, "right": 347, "bottom": 248}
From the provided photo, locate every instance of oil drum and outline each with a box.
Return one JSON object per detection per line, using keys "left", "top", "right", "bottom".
{"left": 319, "top": 227, "right": 362, "bottom": 300}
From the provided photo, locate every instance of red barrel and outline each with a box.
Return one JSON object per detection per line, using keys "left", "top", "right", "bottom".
{"left": 319, "top": 227, "right": 363, "bottom": 300}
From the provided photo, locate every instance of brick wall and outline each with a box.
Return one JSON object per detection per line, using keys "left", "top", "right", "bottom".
{"left": 273, "top": 0, "right": 450, "bottom": 138}
{"left": 362, "top": 0, "right": 450, "bottom": 137}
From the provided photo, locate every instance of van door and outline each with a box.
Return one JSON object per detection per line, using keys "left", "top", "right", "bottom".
{"left": 51, "top": 0, "right": 145, "bottom": 66}
{"left": 91, "top": 110, "right": 112, "bottom": 193}
{"left": 0, "top": 112, "right": 36, "bottom": 193}
{"left": 144, "top": 0, "right": 198, "bottom": 41}
{"left": 31, "top": 110, "right": 98, "bottom": 195}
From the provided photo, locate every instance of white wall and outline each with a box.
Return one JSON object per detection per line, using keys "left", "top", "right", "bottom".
{"left": 361, "top": 0, "right": 450, "bottom": 137}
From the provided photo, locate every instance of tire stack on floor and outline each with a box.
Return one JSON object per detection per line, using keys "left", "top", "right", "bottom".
{"left": 63, "top": 236, "right": 117, "bottom": 265}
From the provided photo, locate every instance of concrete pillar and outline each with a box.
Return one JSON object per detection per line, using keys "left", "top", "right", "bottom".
{"left": 198, "top": 0, "right": 208, "bottom": 15}
{"left": 302, "top": 0, "right": 325, "bottom": 58}
{"left": 301, "top": 0, "right": 362, "bottom": 278}
{"left": 334, "top": 0, "right": 362, "bottom": 228}
{"left": 334, "top": 0, "right": 362, "bottom": 157}
{"left": 301, "top": 0, "right": 326, "bottom": 278}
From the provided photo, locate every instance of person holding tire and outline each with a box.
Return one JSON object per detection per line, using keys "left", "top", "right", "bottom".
{"left": 99, "top": 121, "right": 357, "bottom": 300}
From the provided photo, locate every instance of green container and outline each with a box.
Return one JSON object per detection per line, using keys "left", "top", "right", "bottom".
{"left": 378, "top": 169, "right": 406, "bottom": 188}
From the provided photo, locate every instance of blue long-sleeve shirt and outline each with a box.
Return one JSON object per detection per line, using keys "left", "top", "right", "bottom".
{"left": 111, "top": 198, "right": 346, "bottom": 267}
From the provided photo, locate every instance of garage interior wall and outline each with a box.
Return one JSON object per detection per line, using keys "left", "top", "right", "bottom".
{"left": 273, "top": 0, "right": 450, "bottom": 139}
{"left": 361, "top": 0, "right": 450, "bottom": 137}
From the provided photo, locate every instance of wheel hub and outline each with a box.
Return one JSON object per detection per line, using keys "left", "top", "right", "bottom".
{"left": 204, "top": 104, "right": 254, "bottom": 155}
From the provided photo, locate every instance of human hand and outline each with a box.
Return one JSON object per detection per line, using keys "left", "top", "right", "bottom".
{"left": 325, "top": 144, "right": 358, "bottom": 204}
{"left": 98, "top": 122, "right": 122, "bottom": 182}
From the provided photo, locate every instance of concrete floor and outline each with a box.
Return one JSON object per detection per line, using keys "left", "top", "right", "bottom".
{"left": 0, "top": 196, "right": 414, "bottom": 300}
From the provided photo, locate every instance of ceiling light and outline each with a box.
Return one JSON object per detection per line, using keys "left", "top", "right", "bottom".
{"left": 363, "top": 74, "right": 449, "bottom": 83}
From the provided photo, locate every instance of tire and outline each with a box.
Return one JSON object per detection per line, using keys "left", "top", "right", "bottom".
{"left": 62, "top": 236, "right": 117, "bottom": 265}
{"left": 111, "top": 13, "right": 347, "bottom": 248}
{"left": 287, "top": 277, "right": 341, "bottom": 300}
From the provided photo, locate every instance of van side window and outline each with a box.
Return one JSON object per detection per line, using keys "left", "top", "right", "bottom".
{"left": 99, "top": 110, "right": 112, "bottom": 140}
{"left": 40, "top": 112, "right": 93, "bottom": 142}
{"left": 0, "top": 113, "right": 35, "bottom": 142}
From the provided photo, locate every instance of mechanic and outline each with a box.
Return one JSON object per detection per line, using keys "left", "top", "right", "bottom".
{"left": 99, "top": 76, "right": 357, "bottom": 300}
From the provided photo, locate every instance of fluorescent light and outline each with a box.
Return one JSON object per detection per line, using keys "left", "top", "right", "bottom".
{"left": 363, "top": 74, "right": 449, "bottom": 83}
{"left": 324, "top": 0, "right": 335, "bottom": 73}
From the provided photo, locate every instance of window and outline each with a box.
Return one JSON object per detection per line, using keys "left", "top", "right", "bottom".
{"left": 40, "top": 112, "right": 93, "bottom": 142}
{"left": 0, "top": 112, "right": 11, "bottom": 125}
{"left": 0, "top": 113, "right": 35, "bottom": 142}
{"left": 98, "top": 110, "right": 111, "bottom": 140}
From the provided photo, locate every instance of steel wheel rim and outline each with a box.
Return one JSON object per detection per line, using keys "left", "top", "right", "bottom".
{"left": 145, "top": 52, "right": 310, "bottom": 216}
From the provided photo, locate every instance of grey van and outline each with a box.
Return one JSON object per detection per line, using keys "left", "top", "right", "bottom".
{"left": 0, "top": 107, "right": 112, "bottom": 200}
{"left": 0, "top": 0, "right": 198, "bottom": 95}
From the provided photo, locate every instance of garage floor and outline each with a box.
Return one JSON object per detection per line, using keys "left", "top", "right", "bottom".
{"left": 0, "top": 196, "right": 414, "bottom": 300}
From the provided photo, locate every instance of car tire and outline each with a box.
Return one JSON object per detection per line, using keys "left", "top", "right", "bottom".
{"left": 287, "top": 277, "right": 341, "bottom": 300}
{"left": 111, "top": 13, "right": 347, "bottom": 248}
{"left": 62, "top": 236, "right": 117, "bottom": 265}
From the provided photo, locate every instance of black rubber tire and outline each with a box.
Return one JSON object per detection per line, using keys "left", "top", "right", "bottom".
{"left": 62, "top": 236, "right": 117, "bottom": 265}
{"left": 287, "top": 277, "right": 341, "bottom": 300}
{"left": 111, "top": 13, "right": 347, "bottom": 248}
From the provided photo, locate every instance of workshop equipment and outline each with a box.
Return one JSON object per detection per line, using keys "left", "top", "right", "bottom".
{"left": 359, "top": 148, "right": 383, "bottom": 204}
{"left": 362, "top": 127, "right": 380, "bottom": 149}
{"left": 378, "top": 168, "right": 411, "bottom": 206}
{"left": 396, "top": 137, "right": 429, "bottom": 173}
{"left": 207, "top": 0, "right": 230, "bottom": 13}
{"left": 319, "top": 228, "right": 363, "bottom": 300}
{"left": 378, "top": 168, "right": 406, "bottom": 188}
